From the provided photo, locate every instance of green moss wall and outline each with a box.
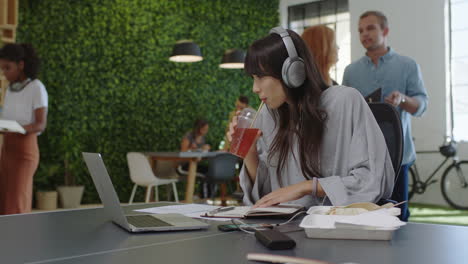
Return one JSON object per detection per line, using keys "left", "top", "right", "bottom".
{"left": 17, "top": 0, "right": 278, "bottom": 203}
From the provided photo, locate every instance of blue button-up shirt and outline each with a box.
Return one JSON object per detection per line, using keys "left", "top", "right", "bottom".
{"left": 342, "top": 48, "right": 428, "bottom": 165}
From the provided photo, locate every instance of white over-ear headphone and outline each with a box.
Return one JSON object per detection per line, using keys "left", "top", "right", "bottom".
{"left": 9, "top": 78, "right": 31, "bottom": 92}
{"left": 269, "top": 27, "right": 306, "bottom": 88}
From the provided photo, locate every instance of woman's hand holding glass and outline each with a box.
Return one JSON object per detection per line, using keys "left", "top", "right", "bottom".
{"left": 226, "top": 111, "right": 240, "bottom": 143}
{"left": 227, "top": 111, "right": 262, "bottom": 183}
{"left": 226, "top": 111, "right": 262, "bottom": 158}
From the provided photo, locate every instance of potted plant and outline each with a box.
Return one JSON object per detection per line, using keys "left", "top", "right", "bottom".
{"left": 35, "top": 163, "right": 60, "bottom": 210}
{"left": 56, "top": 131, "right": 85, "bottom": 209}
{"left": 56, "top": 158, "right": 85, "bottom": 209}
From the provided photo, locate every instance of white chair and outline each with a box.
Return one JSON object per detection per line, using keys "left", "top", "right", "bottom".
{"left": 127, "top": 152, "right": 179, "bottom": 204}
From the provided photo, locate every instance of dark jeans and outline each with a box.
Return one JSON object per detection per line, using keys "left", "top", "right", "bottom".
{"left": 391, "top": 163, "right": 411, "bottom": 221}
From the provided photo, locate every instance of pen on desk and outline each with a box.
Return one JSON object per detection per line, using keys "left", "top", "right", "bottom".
{"left": 216, "top": 206, "right": 235, "bottom": 213}
{"left": 205, "top": 206, "right": 235, "bottom": 216}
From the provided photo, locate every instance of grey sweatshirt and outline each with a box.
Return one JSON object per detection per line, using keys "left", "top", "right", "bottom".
{"left": 239, "top": 86, "right": 395, "bottom": 207}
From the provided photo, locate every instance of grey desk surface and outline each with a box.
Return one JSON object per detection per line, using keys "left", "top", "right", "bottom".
{"left": 1, "top": 202, "right": 467, "bottom": 264}
{"left": 144, "top": 151, "right": 220, "bottom": 159}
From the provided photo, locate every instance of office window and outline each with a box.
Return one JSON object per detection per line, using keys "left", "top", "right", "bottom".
{"left": 287, "top": 0, "right": 350, "bottom": 84}
{"left": 450, "top": 0, "right": 468, "bottom": 141}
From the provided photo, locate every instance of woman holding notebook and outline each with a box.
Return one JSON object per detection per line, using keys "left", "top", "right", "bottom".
{"left": 227, "top": 27, "right": 394, "bottom": 208}
{"left": 0, "top": 43, "right": 48, "bottom": 214}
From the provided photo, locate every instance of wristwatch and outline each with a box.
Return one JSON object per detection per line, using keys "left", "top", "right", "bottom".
{"left": 400, "top": 95, "right": 406, "bottom": 105}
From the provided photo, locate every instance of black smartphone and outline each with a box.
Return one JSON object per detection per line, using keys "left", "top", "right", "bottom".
{"left": 217, "top": 223, "right": 273, "bottom": 232}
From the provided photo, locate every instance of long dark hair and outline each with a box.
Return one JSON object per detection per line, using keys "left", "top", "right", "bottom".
{"left": 244, "top": 29, "right": 329, "bottom": 181}
{"left": 0, "top": 43, "right": 40, "bottom": 79}
{"left": 192, "top": 119, "right": 208, "bottom": 136}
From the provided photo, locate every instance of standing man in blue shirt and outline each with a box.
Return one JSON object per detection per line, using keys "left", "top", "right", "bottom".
{"left": 342, "top": 10, "right": 428, "bottom": 221}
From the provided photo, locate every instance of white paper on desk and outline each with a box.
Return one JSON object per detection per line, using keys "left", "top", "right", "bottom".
{"left": 134, "top": 204, "right": 233, "bottom": 221}
{"left": 335, "top": 210, "right": 406, "bottom": 229}
{"left": 0, "top": 119, "right": 26, "bottom": 134}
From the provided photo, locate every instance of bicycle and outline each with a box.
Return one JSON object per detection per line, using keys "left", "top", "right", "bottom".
{"left": 409, "top": 139, "right": 468, "bottom": 210}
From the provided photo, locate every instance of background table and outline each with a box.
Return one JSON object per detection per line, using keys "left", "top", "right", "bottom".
{"left": 1, "top": 202, "right": 467, "bottom": 264}
{"left": 145, "top": 152, "right": 220, "bottom": 203}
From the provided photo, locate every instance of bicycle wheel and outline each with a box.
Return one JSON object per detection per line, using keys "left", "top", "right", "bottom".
{"left": 408, "top": 166, "right": 417, "bottom": 201}
{"left": 441, "top": 161, "right": 468, "bottom": 210}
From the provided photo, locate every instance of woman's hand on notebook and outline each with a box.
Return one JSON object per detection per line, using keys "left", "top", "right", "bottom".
{"left": 253, "top": 180, "right": 313, "bottom": 208}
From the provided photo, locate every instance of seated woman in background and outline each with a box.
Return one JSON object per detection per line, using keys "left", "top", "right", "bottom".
{"left": 181, "top": 119, "right": 210, "bottom": 152}
{"left": 179, "top": 119, "right": 211, "bottom": 198}
{"left": 301, "top": 25, "right": 339, "bottom": 86}
{"left": 227, "top": 27, "right": 394, "bottom": 208}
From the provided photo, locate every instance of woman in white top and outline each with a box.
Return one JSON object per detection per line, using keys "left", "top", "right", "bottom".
{"left": 0, "top": 43, "right": 48, "bottom": 214}
{"left": 227, "top": 28, "right": 394, "bottom": 208}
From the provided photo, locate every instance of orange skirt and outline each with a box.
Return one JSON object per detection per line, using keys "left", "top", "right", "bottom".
{"left": 0, "top": 133, "right": 39, "bottom": 215}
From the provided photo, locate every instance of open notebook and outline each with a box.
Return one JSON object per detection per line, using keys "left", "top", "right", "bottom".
{"left": 202, "top": 204, "right": 304, "bottom": 219}
{"left": 0, "top": 120, "right": 26, "bottom": 134}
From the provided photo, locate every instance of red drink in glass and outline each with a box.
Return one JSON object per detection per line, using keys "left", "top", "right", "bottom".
{"left": 230, "top": 128, "right": 260, "bottom": 158}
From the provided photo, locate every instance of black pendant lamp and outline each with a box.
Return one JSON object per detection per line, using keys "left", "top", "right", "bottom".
{"left": 169, "top": 40, "right": 203, "bottom": 63}
{"left": 219, "top": 49, "right": 245, "bottom": 69}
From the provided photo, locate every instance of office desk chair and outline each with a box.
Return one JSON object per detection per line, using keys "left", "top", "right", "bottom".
{"left": 368, "top": 103, "right": 403, "bottom": 206}
{"left": 205, "top": 153, "right": 240, "bottom": 206}
{"left": 369, "top": 102, "right": 403, "bottom": 176}
{"left": 127, "top": 152, "right": 179, "bottom": 204}
{"left": 176, "top": 164, "right": 209, "bottom": 199}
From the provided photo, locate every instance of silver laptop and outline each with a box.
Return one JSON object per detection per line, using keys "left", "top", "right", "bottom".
{"left": 82, "top": 152, "right": 209, "bottom": 232}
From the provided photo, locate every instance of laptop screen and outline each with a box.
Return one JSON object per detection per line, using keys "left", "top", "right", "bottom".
{"left": 82, "top": 152, "right": 129, "bottom": 228}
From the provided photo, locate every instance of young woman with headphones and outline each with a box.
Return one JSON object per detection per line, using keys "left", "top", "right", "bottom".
{"left": 0, "top": 43, "right": 48, "bottom": 214}
{"left": 227, "top": 27, "right": 394, "bottom": 208}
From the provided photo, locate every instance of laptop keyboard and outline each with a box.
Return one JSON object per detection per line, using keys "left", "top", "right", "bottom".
{"left": 126, "top": 215, "right": 173, "bottom": 228}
